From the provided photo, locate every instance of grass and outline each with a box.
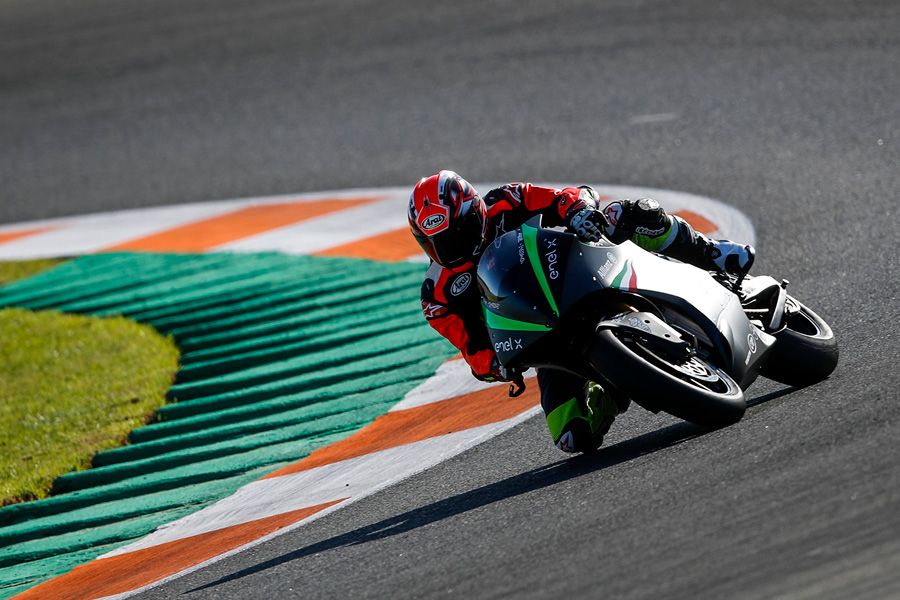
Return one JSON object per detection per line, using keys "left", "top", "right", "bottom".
{"left": 0, "top": 258, "right": 64, "bottom": 286}
{"left": 0, "top": 258, "right": 180, "bottom": 504}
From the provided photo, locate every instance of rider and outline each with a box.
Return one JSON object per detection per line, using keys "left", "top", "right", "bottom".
{"left": 408, "top": 170, "right": 754, "bottom": 453}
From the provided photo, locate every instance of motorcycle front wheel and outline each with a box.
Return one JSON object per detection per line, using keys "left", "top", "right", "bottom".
{"left": 588, "top": 328, "right": 746, "bottom": 428}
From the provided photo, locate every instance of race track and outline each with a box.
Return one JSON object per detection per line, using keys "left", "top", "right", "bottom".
{"left": 3, "top": 0, "right": 900, "bottom": 598}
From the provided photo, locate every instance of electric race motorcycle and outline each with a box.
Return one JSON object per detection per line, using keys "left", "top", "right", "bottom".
{"left": 478, "top": 216, "right": 838, "bottom": 427}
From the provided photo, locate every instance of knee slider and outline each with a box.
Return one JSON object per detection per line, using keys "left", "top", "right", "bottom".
{"left": 626, "top": 198, "right": 668, "bottom": 233}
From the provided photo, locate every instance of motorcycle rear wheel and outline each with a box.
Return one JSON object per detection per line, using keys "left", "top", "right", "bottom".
{"left": 760, "top": 296, "right": 838, "bottom": 386}
{"left": 588, "top": 328, "right": 746, "bottom": 428}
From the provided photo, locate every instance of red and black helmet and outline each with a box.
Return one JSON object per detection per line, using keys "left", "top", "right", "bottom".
{"left": 408, "top": 170, "right": 488, "bottom": 271}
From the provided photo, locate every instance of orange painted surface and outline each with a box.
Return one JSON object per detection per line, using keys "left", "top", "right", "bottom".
{"left": 106, "top": 198, "right": 378, "bottom": 252}
{"left": 315, "top": 227, "right": 422, "bottom": 261}
{"left": 264, "top": 379, "right": 540, "bottom": 479}
{"left": 672, "top": 209, "right": 717, "bottom": 234}
{"left": 315, "top": 205, "right": 718, "bottom": 262}
{"left": 0, "top": 227, "right": 52, "bottom": 245}
{"left": 14, "top": 499, "right": 345, "bottom": 600}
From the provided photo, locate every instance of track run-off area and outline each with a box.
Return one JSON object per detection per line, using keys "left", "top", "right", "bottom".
{"left": 2, "top": 0, "right": 899, "bottom": 598}
{"left": 0, "top": 186, "right": 752, "bottom": 598}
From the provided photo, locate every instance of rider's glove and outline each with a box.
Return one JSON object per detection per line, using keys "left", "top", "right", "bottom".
{"left": 565, "top": 207, "right": 607, "bottom": 243}
{"left": 473, "top": 355, "right": 520, "bottom": 383}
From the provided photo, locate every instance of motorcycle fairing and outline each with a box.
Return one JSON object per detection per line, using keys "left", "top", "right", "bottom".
{"left": 477, "top": 217, "right": 775, "bottom": 386}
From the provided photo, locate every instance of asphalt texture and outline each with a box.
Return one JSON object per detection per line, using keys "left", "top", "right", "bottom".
{"left": 3, "top": 0, "right": 900, "bottom": 598}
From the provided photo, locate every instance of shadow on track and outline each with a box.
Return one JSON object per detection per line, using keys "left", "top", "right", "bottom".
{"left": 187, "top": 386, "right": 795, "bottom": 595}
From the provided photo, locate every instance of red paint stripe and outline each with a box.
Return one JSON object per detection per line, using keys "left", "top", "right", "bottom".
{"left": 105, "top": 198, "right": 378, "bottom": 252}
{"left": 264, "top": 379, "right": 540, "bottom": 479}
{"left": 673, "top": 209, "right": 717, "bottom": 234}
{"left": 315, "top": 227, "right": 423, "bottom": 261}
{"left": 0, "top": 227, "right": 52, "bottom": 245}
{"left": 13, "top": 499, "right": 345, "bottom": 600}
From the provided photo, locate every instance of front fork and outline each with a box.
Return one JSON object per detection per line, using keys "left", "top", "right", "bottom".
{"left": 738, "top": 275, "right": 791, "bottom": 333}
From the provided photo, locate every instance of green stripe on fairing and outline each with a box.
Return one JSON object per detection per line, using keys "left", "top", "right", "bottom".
{"left": 483, "top": 308, "right": 552, "bottom": 332}
{"left": 521, "top": 223, "right": 560, "bottom": 317}
{"left": 0, "top": 252, "right": 457, "bottom": 597}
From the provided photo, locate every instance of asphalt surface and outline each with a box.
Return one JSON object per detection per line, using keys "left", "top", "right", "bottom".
{"left": 3, "top": 0, "right": 900, "bottom": 598}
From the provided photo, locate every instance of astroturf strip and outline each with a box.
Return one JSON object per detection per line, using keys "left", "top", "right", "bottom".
{"left": 94, "top": 379, "right": 423, "bottom": 467}
{"left": 0, "top": 251, "right": 454, "bottom": 597}
{"left": 168, "top": 325, "right": 434, "bottom": 400}
{"left": 128, "top": 359, "right": 445, "bottom": 444}
{"left": 175, "top": 309, "right": 422, "bottom": 381}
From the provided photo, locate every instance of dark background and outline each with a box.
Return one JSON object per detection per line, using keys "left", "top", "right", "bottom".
{"left": 3, "top": 1, "right": 899, "bottom": 598}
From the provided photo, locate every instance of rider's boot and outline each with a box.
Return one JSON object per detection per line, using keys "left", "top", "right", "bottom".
{"left": 704, "top": 238, "right": 755, "bottom": 277}
{"left": 607, "top": 198, "right": 755, "bottom": 277}
{"left": 669, "top": 222, "right": 755, "bottom": 277}
{"left": 548, "top": 383, "right": 622, "bottom": 453}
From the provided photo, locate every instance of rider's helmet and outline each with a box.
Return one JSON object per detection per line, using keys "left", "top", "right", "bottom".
{"left": 408, "top": 170, "right": 488, "bottom": 271}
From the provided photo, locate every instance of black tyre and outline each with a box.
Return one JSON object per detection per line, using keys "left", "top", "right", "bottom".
{"left": 588, "top": 328, "right": 746, "bottom": 428}
{"left": 760, "top": 296, "right": 838, "bottom": 386}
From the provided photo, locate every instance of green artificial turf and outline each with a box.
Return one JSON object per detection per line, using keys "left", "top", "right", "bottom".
{"left": 0, "top": 307, "right": 180, "bottom": 505}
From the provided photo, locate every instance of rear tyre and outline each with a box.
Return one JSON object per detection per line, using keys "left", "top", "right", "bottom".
{"left": 760, "top": 296, "right": 838, "bottom": 386}
{"left": 588, "top": 328, "right": 746, "bottom": 428}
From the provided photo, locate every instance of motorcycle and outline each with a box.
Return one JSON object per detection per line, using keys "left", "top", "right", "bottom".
{"left": 477, "top": 216, "right": 838, "bottom": 427}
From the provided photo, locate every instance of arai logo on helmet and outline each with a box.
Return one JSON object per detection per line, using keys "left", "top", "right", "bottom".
{"left": 450, "top": 273, "right": 472, "bottom": 296}
{"left": 421, "top": 214, "right": 446, "bottom": 231}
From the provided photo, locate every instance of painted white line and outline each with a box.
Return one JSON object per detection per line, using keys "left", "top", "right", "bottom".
{"left": 0, "top": 184, "right": 756, "bottom": 259}
{"left": 390, "top": 358, "right": 537, "bottom": 412}
{"left": 12, "top": 183, "right": 757, "bottom": 598}
{"left": 220, "top": 196, "right": 398, "bottom": 254}
{"left": 101, "top": 412, "right": 539, "bottom": 558}
{"left": 629, "top": 112, "right": 679, "bottom": 124}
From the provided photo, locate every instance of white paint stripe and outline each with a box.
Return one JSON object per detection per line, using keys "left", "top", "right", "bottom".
{"left": 629, "top": 112, "right": 679, "bottom": 124}
{"left": 11, "top": 183, "right": 756, "bottom": 597}
{"left": 0, "top": 204, "right": 234, "bottom": 259}
{"left": 0, "top": 191, "right": 384, "bottom": 259}
{"left": 101, "top": 408, "right": 540, "bottom": 559}
{"left": 0, "top": 185, "right": 755, "bottom": 259}
{"left": 97, "top": 406, "right": 541, "bottom": 600}
{"left": 390, "top": 358, "right": 536, "bottom": 412}
{"left": 220, "top": 196, "right": 396, "bottom": 254}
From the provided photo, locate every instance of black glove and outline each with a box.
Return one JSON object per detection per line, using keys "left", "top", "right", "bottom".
{"left": 473, "top": 355, "right": 521, "bottom": 383}
{"left": 565, "top": 207, "right": 607, "bottom": 243}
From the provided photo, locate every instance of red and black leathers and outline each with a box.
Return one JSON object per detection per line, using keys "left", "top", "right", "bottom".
{"left": 420, "top": 183, "right": 594, "bottom": 379}
{"left": 418, "top": 181, "right": 757, "bottom": 453}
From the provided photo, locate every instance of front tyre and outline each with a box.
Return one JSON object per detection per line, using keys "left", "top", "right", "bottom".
{"left": 588, "top": 329, "right": 746, "bottom": 428}
{"left": 760, "top": 296, "right": 838, "bottom": 386}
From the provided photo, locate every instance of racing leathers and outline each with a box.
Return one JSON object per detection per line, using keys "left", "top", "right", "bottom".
{"left": 420, "top": 183, "right": 753, "bottom": 453}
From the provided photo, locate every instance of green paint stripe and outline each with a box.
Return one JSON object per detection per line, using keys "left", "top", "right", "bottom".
{"left": 0, "top": 251, "right": 459, "bottom": 595}
{"left": 168, "top": 326, "right": 435, "bottom": 401}
{"left": 176, "top": 312, "right": 422, "bottom": 382}
{"left": 522, "top": 223, "right": 560, "bottom": 316}
{"left": 94, "top": 379, "right": 423, "bottom": 467}
{"left": 167, "top": 274, "right": 421, "bottom": 340}
{"left": 129, "top": 360, "right": 442, "bottom": 445}
{"left": 174, "top": 286, "right": 421, "bottom": 351}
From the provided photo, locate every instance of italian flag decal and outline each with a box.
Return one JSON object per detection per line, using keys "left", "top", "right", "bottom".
{"left": 611, "top": 260, "right": 638, "bottom": 290}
